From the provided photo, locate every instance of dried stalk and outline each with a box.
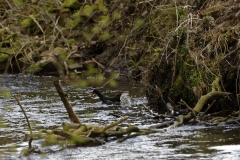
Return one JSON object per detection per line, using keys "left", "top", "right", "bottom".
{"left": 29, "top": 15, "right": 46, "bottom": 44}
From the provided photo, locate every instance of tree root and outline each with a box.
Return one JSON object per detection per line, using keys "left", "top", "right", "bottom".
{"left": 170, "top": 77, "right": 231, "bottom": 128}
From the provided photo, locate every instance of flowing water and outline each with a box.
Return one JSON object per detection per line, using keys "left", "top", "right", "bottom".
{"left": 0, "top": 75, "right": 240, "bottom": 160}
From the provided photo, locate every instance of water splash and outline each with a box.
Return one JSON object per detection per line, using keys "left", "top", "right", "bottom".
{"left": 120, "top": 93, "right": 132, "bottom": 107}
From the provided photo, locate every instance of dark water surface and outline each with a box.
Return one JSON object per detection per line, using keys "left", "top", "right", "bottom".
{"left": 0, "top": 75, "right": 240, "bottom": 160}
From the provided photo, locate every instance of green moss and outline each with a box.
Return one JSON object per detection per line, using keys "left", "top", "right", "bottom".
{"left": 173, "top": 27, "right": 188, "bottom": 44}
{"left": 66, "top": 11, "right": 82, "bottom": 29}
{"left": 0, "top": 53, "right": 9, "bottom": 63}
{"left": 4, "top": 33, "right": 17, "bottom": 41}
{"left": 82, "top": 4, "right": 96, "bottom": 17}
{"left": 59, "top": 49, "right": 67, "bottom": 61}
{"left": 21, "top": 17, "right": 34, "bottom": 28}
{"left": 1, "top": 90, "right": 11, "bottom": 99}
{"left": 92, "top": 25, "right": 101, "bottom": 34}
{"left": 100, "top": 31, "right": 110, "bottom": 40}
{"left": 99, "top": 15, "right": 110, "bottom": 28}
{"left": 169, "top": 56, "right": 204, "bottom": 106}
{"left": 13, "top": 0, "right": 24, "bottom": 7}
{"left": 112, "top": 11, "right": 121, "bottom": 20}
{"left": 62, "top": 0, "right": 81, "bottom": 10}
{"left": 26, "top": 61, "right": 48, "bottom": 73}
{"left": 0, "top": 47, "right": 14, "bottom": 54}
{"left": 178, "top": 8, "right": 186, "bottom": 17}
{"left": 97, "top": 2, "right": 108, "bottom": 14}
{"left": 68, "top": 39, "right": 76, "bottom": 45}
{"left": 227, "top": 68, "right": 236, "bottom": 80}
{"left": 185, "top": 68, "right": 202, "bottom": 86}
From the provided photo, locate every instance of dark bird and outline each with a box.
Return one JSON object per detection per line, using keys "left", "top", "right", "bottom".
{"left": 91, "top": 89, "right": 121, "bottom": 105}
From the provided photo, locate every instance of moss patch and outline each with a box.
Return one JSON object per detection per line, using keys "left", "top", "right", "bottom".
{"left": 62, "top": 0, "right": 81, "bottom": 10}
{"left": 0, "top": 53, "right": 9, "bottom": 63}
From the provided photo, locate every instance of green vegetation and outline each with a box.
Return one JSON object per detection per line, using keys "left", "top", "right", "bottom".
{"left": 0, "top": 0, "right": 238, "bottom": 112}
{"left": 26, "top": 61, "right": 48, "bottom": 73}
{"left": 21, "top": 17, "right": 35, "bottom": 28}
{"left": 62, "top": 0, "right": 81, "bottom": 10}
{"left": 0, "top": 54, "right": 9, "bottom": 63}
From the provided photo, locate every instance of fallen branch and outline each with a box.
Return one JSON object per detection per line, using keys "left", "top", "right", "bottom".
{"left": 202, "top": 110, "right": 230, "bottom": 120}
{"left": 179, "top": 99, "right": 197, "bottom": 119}
{"left": 15, "top": 95, "right": 38, "bottom": 157}
{"left": 149, "top": 121, "right": 174, "bottom": 129}
{"left": 101, "top": 73, "right": 120, "bottom": 88}
{"left": 53, "top": 80, "right": 81, "bottom": 124}
{"left": 53, "top": 130, "right": 105, "bottom": 146}
{"left": 62, "top": 122, "right": 81, "bottom": 131}
{"left": 142, "top": 104, "right": 174, "bottom": 118}
{"left": 99, "top": 116, "right": 129, "bottom": 133}
{"left": 47, "top": 81, "right": 159, "bottom": 149}
{"left": 118, "top": 129, "right": 159, "bottom": 143}
{"left": 171, "top": 77, "right": 232, "bottom": 128}
{"left": 199, "top": 100, "right": 216, "bottom": 120}
{"left": 92, "top": 58, "right": 105, "bottom": 70}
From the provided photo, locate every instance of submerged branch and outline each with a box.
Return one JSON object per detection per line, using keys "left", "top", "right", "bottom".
{"left": 53, "top": 130, "right": 105, "bottom": 146}
{"left": 99, "top": 116, "right": 129, "bottom": 133}
{"left": 142, "top": 104, "right": 173, "bottom": 118}
{"left": 118, "top": 129, "right": 159, "bottom": 143}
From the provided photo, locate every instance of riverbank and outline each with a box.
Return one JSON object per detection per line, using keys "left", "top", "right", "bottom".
{"left": 0, "top": 0, "right": 239, "bottom": 113}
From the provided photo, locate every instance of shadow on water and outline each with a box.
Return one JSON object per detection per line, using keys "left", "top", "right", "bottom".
{"left": 0, "top": 75, "right": 240, "bottom": 160}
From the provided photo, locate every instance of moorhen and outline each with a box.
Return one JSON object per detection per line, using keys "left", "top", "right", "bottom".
{"left": 91, "top": 89, "right": 121, "bottom": 105}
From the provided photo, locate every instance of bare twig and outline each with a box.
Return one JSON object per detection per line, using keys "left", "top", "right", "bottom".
{"left": 63, "top": 61, "right": 69, "bottom": 77}
{"left": 45, "top": 12, "right": 70, "bottom": 49}
{"left": 220, "top": 48, "right": 239, "bottom": 62}
{"left": 99, "top": 116, "right": 129, "bottom": 133}
{"left": 101, "top": 73, "right": 120, "bottom": 88}
{"left": 14, "top": 96, "right": 33, "bottom": 149}
{"left": 5, "top": 0, "right": 12, "bottom": 9}
{"left": 29, "top": 15, "right": 46, "bottom": 44}
{"left": 142, "top": 104, "right": 172, "bottom": 118}
{"left": 174, "top": 0, "right": 178, "bottom": 27}
{"left": 179, "top": 99, "right": 196, "bottom": 118}
{"left": 110, "top": 0, "right": 157, "bottom": 66}
{"left": 199, "top": 100, "right": 216, "bottom": 120}
{"left": 92, "top": 58, "right": 105, "bottom": 70}
{"left": 175, "top": 18, "right": 200, "bottom": 32}
{"left": 179, "top": 99, "right": 193, "bottom": 111}
{"left": 203, "top": 110, "right": 230, "bottom": 120}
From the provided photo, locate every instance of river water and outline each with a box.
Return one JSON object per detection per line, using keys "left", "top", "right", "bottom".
{"left": 0, "top": 75, "right": 240, "bottom": 160}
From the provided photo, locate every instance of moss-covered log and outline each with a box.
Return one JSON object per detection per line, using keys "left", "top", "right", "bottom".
{"left": 53, "top": 130, "right": 105, "bottom": 146}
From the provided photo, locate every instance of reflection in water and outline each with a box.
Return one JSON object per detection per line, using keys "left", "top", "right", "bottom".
{"left": 0, "top": 75, "right": 240, "bottom": 160}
